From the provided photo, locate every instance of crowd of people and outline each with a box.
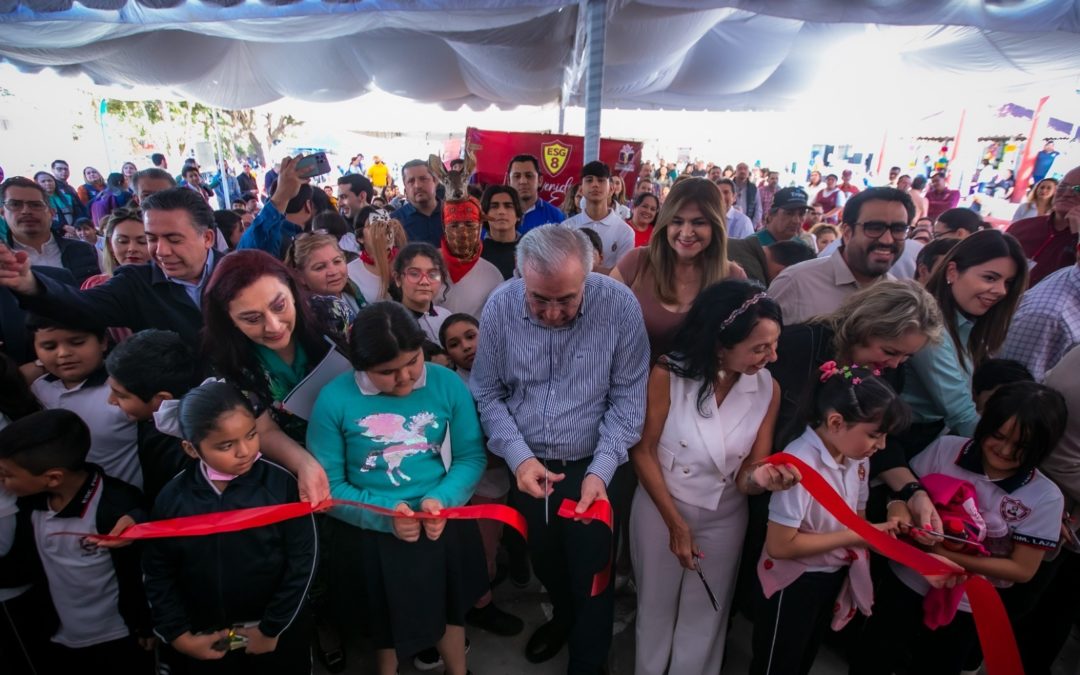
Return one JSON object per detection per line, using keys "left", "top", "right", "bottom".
{"left": 0, "top": 145, "right": 1078, "bottom": 675}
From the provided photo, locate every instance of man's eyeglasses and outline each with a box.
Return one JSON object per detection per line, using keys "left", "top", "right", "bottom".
{"left": 857, "top": 221, "right": 909, "bottom": 239}
{"left": 3, "top": 199, "right": 48, "bottom": 212}
{"left": 528, "top": 291, "right": 580, "bottom": 310}
{"left": 1058, "top": 183, "right": 1080, "bottom": 194}
{"left": 404, "top": 268, "right": 441, "bottom": 283}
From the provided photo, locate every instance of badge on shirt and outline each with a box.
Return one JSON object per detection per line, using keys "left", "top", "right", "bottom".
{"left": 857, "top": 464, "right": 866, "bottom": 482}
{"left": 1000, "top": 497, "right": 1031, "bottom": 523}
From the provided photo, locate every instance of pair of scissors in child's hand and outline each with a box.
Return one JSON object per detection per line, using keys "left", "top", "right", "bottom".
{"left": 694, "top": 552, "right": 719, "bottom": 612}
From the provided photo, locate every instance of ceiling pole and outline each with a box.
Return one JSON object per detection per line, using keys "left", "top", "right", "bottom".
{"left": 583, "top": 0, "right": 606, "bottom": 161}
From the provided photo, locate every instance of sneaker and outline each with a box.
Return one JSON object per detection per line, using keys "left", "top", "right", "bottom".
{"left": 412, "top": 639, "right": 471, "bottom": 671}
{"left": 466, "top": 602, "right": 525, "bottom": 637}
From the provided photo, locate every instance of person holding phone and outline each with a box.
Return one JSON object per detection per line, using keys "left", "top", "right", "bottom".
{"left": 238, "top": 156, "right": 320, "bottom": 258}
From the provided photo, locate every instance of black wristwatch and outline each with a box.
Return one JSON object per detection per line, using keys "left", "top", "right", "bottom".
{"left": 894, "top": 481, "right": 926, "bottom": 502}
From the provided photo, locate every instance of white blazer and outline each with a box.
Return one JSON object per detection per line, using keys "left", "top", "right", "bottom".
{"left": 656, "top": 367, "right": 774, "bottom": 510}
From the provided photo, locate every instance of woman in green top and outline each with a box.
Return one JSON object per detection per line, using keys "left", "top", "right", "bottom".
{"left": 901, "top": 229, "right": 1028, "bottom": 450}
{"left": 307, "top": 302, "right": 487, "bottom": 675}
{"left": 202, "top": 249, "right": 347, "bottom": 445}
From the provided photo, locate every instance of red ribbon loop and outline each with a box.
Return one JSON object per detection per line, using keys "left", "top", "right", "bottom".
{"left": 765, "top": 452, "right": 1023, "bottom": 675}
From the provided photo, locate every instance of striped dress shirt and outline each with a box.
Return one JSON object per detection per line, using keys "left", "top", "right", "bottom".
{"left": 470, "top": 273, "right": 650, "bottom": 484}
{"left": 1000, "top": 264, "right": 1080, "bottom": 382}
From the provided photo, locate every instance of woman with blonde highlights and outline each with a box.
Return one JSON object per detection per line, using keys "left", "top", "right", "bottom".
{"left": 612, "top": 177, "right": 745, "bottom": 361}
{"left": 285, "top": 232, "right": 366, "bottom": 314}
{"left": 1011, "top": 178, "right": 1057, "bottom": 222}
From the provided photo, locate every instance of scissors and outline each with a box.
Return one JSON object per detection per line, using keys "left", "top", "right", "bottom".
{"left": 910, "top": 525, "right": 978, "bottom": 547}
{"left": 694, "top": 553, "right": 719, "bottom": 612}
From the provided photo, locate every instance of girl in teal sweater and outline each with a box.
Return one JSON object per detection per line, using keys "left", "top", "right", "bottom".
{"left": 307, "top": 302, "right": 486, "bottom": 675}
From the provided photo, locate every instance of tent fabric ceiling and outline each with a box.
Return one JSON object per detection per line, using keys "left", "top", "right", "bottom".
{"left": 1, "top": 0, "right": 1078, "bottom": 110}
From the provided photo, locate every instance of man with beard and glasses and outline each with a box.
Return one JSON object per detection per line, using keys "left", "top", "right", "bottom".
{"left": 768, "top": 187, "right": 914, "bottom": 324}
{"left": 440, "top": 198, "right": 504, "bottom": 317}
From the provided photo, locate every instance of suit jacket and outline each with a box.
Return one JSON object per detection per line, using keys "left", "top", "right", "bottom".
{"left": 1, "top": 265, "right": 76, "bottom": 363}
{"left": 4, "top": 233, "right": 99, "bottom": 287}
{"left": 18, "top": 249, "right": 223, "bottom": 346}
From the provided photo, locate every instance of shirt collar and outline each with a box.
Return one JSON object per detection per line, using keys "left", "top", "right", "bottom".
{"left": 11, "top": 234, "right": 60, "bottom": 256}
{"left": 831, "top": 249, "right": 859, "bottom": 287}
{"left": 41, "top": 366, "right": 109, "bottom": 390}
{"left": 32, "top": 467, "right": 101, "bottom": 518}
{"left": 354, "top": 364, "right": 429, "bottom": 396}
{"left": 800, "top": 426, "right": 847, "bottom": 471}
{"left": 954, "top": 439, "right": 1035, "bottom": 494}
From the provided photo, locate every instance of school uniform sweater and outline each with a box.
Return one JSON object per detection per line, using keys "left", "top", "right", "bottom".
{"left": 142, "top": 458, "right": 317, "bottom": 642}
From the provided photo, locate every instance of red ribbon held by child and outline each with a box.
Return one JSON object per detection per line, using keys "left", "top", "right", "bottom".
{"left": 61, "top": 497, "right": 616, "bottom": 598}
{"left": 765, "top": 453, "right": 1023, "bottom": 675}
{"left": 64, "top": 499, "right": 528, "bottom": 543}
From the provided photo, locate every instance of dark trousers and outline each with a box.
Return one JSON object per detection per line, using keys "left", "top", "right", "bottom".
{"left": 1004, "top": 548, "right": 1080, "bottom": 674}
{"left": 510, "top": 458, "right": 627, "bottom": 675}
{"left": 52, "top": 634, "right": 154, "bottom": 673}
{"left": 850, "top": 567, "right": 976, "bottom": 675}
{"left": 750, "top": 569, "right": 846, "bottom": 675}
{"left": 0, "top": 584, "right": 56, "bottom": 675}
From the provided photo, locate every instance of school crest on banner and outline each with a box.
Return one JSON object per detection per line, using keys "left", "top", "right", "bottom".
{"left": 541, "top": 140, "right": 572, "bottom": 177}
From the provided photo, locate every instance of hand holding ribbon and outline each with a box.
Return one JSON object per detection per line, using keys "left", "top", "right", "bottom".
{"left": 764, "top": 453, "right": 1022, "bottom": 675}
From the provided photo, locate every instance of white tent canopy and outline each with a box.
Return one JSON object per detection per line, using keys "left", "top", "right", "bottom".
{"left": 1, "top": 0, "right": 1079, "bottom": 110}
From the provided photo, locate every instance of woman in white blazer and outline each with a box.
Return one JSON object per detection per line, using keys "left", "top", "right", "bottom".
{"left": 629, "top": 280, "right": 800, "bottom": 675}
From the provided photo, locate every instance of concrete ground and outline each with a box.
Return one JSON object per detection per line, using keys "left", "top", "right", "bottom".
{"left": 315, "top": 574, "right": 1080, "bottom": 674}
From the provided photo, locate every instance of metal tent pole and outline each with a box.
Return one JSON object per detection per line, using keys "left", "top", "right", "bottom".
{"left": 583, "top": 0, "right": 606, "bottom": 161}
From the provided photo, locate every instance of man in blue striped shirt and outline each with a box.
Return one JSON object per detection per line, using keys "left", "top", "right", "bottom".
{"left": 471, "top": 225, "right": 649, "bottom": 673}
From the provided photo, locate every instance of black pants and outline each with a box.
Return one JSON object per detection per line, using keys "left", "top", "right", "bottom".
{"left": 849, "top": 566, "right": 976, "bottom": 675}
{"left": 750, "top": 569, "right": 846, "bottom": 675}
{"left": 510, "top": 458, "right": 626, "bottom": 675}
{"left": 51, "top": 634, "right": 155, "bottom": 673}
{"left": 1004, "top": 548, "right": 1080, "bottom": 674}
{"left": 0, "top": 584, "right": 56, "bottom": 675}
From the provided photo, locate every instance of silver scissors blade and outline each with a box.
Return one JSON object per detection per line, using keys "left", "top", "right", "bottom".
{"left": 696, "top": 562, "right": 720, "bottom": 612}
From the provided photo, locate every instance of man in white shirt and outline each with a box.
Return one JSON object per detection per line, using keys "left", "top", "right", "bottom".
{"left": 715, "top": 178, "right": 755, "bottom": 239}
{"left": 562, "top": 161, "right": 635, "bottom": 273}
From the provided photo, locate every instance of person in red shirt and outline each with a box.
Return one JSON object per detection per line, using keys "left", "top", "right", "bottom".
{"left": 1006, "top": 164, "right": 1080, "bottom": 286}
{"left": 627, "top": 192, "right": 659, "bottom": 247}
{"left": 839, "top": 169, "right": 861, "bottom": 197}
{"left": 925, "top": 172, "right": 960, "bottom": 221}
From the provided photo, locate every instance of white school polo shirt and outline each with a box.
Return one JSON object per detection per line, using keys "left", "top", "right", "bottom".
{"left": 443, "top": 257, "right": 505, "bottom": 319}
{"left": 768, "top": 426, "right": 870, "bottom": 572}
{"left": 893, "top": 435, "right": 1064, "bottom": 612}
{"left": 31, "top": 370, "right": 142, "bottom": 489}
{"left": 563, "top": 209, "right": 636, "bottom": 268}
{"left": 32, "top": 472, "right": 130, "bottom": 648}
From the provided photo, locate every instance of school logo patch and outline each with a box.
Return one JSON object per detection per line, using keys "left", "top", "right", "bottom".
{"left": 857, "top": 464, "right": 866, "bottom": 482}
{"left": 1000, "top": 497, "right": 1031, "bottom": 523}
{"left": 541, "top": 140, "right": 572, "bottom": 177}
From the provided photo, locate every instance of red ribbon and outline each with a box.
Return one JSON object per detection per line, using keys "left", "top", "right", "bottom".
{"left": 557, "top": 498, "right": 614, "bottom": 597}
{"left": 765, "top": 453, "right": 1023, "bottom": 675}
{"left": 66, "top": 499, "right": 527, "bottom": 543}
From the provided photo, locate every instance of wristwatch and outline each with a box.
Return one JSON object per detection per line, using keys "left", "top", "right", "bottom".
{"left": 894, "top": 481, "right": 926, "bottom": 502}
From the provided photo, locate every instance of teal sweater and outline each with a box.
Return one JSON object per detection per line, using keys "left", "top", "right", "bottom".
{"left": 307, "top": 363, "right": 486, "bottom": 533}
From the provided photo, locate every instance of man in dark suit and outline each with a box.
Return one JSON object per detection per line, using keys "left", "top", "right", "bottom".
{"left": 2, "top": 177, "right": 99, "bottom": 286}
{"left": 0, "top": 186, "right": 216, "bottom": 345}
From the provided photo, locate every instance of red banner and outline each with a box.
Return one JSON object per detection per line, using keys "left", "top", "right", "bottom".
{"left": 465, "top": 127, "right": 643, "bottom": 207}
{"left": 765, "top": 453, "right": 1023, "bottom": 675}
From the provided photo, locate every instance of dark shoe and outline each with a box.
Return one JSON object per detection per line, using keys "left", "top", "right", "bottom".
{"left": 509, "top": 552, "right": 531, "bottom": 588}
{"left": 466, "top": 602, "right": 525, "bottom": 637}
{"left": 525, "top": 620, "right": 568, "bottom": 664}
{"left": 413, "top": 639, "right": 470, "bottom": 671}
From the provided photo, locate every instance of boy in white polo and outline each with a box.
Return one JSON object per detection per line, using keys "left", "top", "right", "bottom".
{"left": 563, "top": 161, "right": 635, "bottom": 273}
{"left": 0, "top": 409, "right": 151, "bottom": 672}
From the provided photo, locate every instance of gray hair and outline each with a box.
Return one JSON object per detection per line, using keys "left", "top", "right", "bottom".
{"left": 516, "top": 225, "right": 593, "bottom": 277}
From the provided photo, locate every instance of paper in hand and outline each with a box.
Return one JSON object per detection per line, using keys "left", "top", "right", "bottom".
{"left": 281, "top": 340, "right": 353, "bottom": 420}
